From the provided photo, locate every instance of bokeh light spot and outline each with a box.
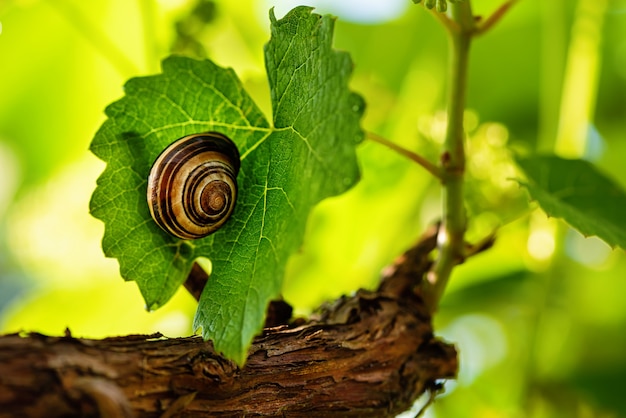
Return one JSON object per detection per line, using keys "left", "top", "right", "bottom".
{"left": 527, "top": 228, "right": 555, "bottom": 262}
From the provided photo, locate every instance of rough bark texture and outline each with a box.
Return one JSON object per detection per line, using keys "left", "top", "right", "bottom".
{"left": 0, "top": 228, "right": 457, "bottom": 417}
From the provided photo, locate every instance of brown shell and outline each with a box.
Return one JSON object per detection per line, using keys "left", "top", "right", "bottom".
{"left": 147, "top": 132, "right": 240, "bottom": 239}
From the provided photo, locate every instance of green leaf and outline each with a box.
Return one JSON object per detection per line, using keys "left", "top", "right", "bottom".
{"left": 516, "top": 155, "right": 626, "bottom": 250}
{"left": 90, "top": 6, "right": 364, "bottom": 364}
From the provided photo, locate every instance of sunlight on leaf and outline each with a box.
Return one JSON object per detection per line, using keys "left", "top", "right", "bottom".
{"left": 90, "top": 6, "right": 364, "bottom": 364}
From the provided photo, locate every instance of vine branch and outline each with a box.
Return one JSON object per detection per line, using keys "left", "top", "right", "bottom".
{"left": 0, "top": 229, "right": 457, "bottom": 417}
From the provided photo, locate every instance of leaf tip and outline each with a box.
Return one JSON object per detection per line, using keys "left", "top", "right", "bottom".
{"left": 192, "top": 319, "right": 248, "bottom": 367}
{"left": 272, "top": 5, "right": 316, "bottom": 23}
{"left": 269, "top": 6, "right": 276, "bottom": 23}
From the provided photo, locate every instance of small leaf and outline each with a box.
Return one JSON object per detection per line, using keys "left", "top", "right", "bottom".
{"left": 90, "top": 6, "right": 364, "bottom": 364}
{"left": 517, "top": 155, "right": 626, "bottom": 250}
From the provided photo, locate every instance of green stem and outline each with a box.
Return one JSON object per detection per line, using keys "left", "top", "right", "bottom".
{"left": 424, "top": 1, "right": 474, "bottom": 313}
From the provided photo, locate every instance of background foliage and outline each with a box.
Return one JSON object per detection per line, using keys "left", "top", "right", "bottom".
{"left": 1, "top": 0, "right": 625, "bottom": 416}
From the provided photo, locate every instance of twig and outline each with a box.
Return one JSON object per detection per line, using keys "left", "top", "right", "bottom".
{"left": 183, "top": 263, "right": 209, "bottom": 301}
{"left": 414, "top": 381, "right": 445, "bottom": 418}
{"left": 464, "top": 232, "right": 496, "bottom": 258}
{"left": 366, "top": 132, "right": 442, "bottom": 180}
{"left": 475, "top": 0, "right": 520, "bottom": 36}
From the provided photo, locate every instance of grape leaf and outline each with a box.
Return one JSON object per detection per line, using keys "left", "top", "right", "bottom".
{"left": 89, "top": 6, "right": 364, "bottom": 364}
{"left": 517, "top": 155, "right": 626, "bottom": 250}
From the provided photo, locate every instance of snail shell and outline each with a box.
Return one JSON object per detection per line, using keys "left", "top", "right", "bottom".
{"left": 147, "top": 132, "right": 240, "bottom": 240}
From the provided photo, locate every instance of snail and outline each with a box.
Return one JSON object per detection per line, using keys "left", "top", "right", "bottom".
{"left": 146, "top": 132, "right": 240, "bottom": 240}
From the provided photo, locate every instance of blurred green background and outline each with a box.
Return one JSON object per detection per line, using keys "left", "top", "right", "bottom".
{"left": 1, "top": 0, "right": 626, "bottom": 416}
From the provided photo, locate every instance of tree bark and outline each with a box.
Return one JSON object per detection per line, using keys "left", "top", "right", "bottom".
{"left": 0, "top": 227, "right": 457, "bottom": 417}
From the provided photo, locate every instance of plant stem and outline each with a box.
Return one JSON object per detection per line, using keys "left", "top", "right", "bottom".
{"left": 424, "top": 1, "right": 474, "bottom": 313}
{"left": 366, "top": 132, "right": 442, "bottom": 180}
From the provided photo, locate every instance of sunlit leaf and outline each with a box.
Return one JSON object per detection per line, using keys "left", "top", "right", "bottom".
{"left": 517, "top": 155, "right": 626, "bottom": 250}
{"left": 89, "top": 6, "right": 364, "bottom": 364}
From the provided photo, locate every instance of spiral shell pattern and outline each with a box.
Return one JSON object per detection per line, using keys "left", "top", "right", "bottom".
{"left": 147, "top": 132, "right": 240, "bottom": 239}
